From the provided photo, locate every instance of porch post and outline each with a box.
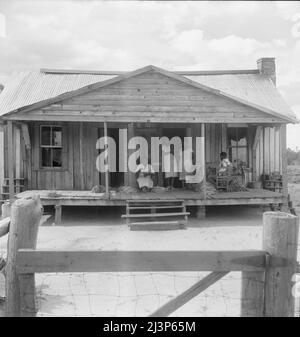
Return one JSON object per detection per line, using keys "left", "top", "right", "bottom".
{"left": 127, "top": 123, "right": 136, "bottom": 188}
{"left": 79, "top": 122, "right": 84, "bottom": 190}
{"left": 15, "top": 126, "right": 21, "bottom": 194}
{"left": 104, "top": 121, "right": 109, "bottom": 197}
{"left": 0, "top": 124, "right": 4, "bottom": 200}
{"left": 196, "top": 123, "right": 206, "bottom": 219}
{"left": 280, "top": 124, "right": 288, "bottom": 199}
{"left": 21, "top": 123, "right": 32, "bottom": 189}
{"left": 7, "top": 121, "right": 15, "bottom": 202}
{"left": 201, "top": 123, "right": 207, "bottom": 200}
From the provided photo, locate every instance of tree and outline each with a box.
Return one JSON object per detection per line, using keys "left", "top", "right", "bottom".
{"left": 287, "top": 148, "right": 300, "bottom": 165}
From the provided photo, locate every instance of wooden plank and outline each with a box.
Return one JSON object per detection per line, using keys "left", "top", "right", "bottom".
{"left": 15, "top": 127, "right": 21, "bottom": 193}
{"left": 205, "top": 124, "right": 210, "bottom": 164}
{"left": 196, "top": 205, "right": 206, "bottom": 219}
{"left": 221, "top": 123, "right": 227, "bottom": 152}
{"left": 121, "top": 212, "right": 190, "bottom": 218}
{"left": 150, "top": 271, "right": 229, "bottom": 317}
{"left": 29, "top": 195, "right": 284, "bottom": 207}
{"left": 130, "top": 221, "right": 183, "bottom": 225}
{"left": 128, "top": 199, "right": 185, "bottom": 203}
{"left": 127, "top": 123, "right": 136, "bottom": 188}
{"left": 18, "top": 274, "right": 36, "bottom": 317}
{"left": 17, "top": 250, "right": 267, "bottom": 274}
{"left": 263, "top": 211, "right": 299, "bottom": 317}
{"left": 7, "top": 121, "right": 14, "bottom": 201}
{"left": 253, "top": 126, "right": 262, "bottom": 150}
{"left": 67, "top": 123, "right": 74, "bottom": 189}
{"left": 210, "top": 123, "right": 216, "bottom": 164}
{"left": 0, "top": 126, "right": 4, "bottom": 197}
{"left": 43, "top": 103, "right": 266, "bottom": 113}
{"left": 6, "top": 113, "right": 284, "bottom": 124}
{"left": 104, "top": 121, "right": 109, "bottom": 197}
{"left": 129, "top": 205, "right": 184, "bottom": 210}
{"left": 130, "top": 221, "right": 186, "bottom": 231}
{"left": 274, "top": 126, "right": 280, "bottom": 172}
{"left": 264, "top": 127, "right": 270, "bottom": 174}
{"left": 269, "top": 127, "right": 275, "bottom": 173}
{"left": 201, "top": 123, "right": 207, "bottom": 199}
{"left": 79, "top": 122, "right": 84, "bottom": 190}
{"left": 73, "top": 123, "right": 81, "bottom": 189}
{"left": 280, "top": 125, "right": 288, "bottom": 198}
{"left": 241, "top": 271, "right": 265, "bottom": 317}
{"left": 216, "top": 124, "right": 222, "bottom": 158}
{"left": 259, "top": 130, "right": 264, "bottom": 177}
{"left": 21, "top": 123, "right": 31, "bottom": 150}
{"left": 54, "top": 205, "right": 62, "bottom": 225}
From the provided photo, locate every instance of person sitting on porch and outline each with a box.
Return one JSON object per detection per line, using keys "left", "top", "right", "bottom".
{"left": 135, "top": 162, "right": 155, "bottom": 192}
{"left": 162, "top": 144, "right": 179, "bottom": 189}
{"left": 178, "top": 147, "right": 197, "bottom": 189}
{"left": 218, "top": 152, "right": 232, "bottom": 176}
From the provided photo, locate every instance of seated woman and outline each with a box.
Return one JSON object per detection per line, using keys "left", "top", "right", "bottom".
{"left": 135, "top": 162, "right": 155, "bottom": 192}
{"left": 218, "top": 152, "right": 232, "bottom": 176}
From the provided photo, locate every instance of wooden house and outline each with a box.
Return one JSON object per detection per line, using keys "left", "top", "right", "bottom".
{"left": 0, "top": 58, "right": 297, "bottom": 223}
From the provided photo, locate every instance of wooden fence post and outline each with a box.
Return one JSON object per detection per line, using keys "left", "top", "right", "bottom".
{"left": 5, "top": 196, "right": 43, "bottom": 317}
{"left": 241, "top": 271, "right": 265, "bottom": 316}
{"left": 263, "top": 211, "right": 299, "bottom": 317}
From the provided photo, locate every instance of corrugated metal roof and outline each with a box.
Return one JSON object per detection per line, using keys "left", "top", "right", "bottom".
{"left": 186, "top": 73, "right": 296, "bottom": 122}
{"left": 0, "top": 68, "right": 297, "bottom": 122}
{"left": 0, "top": 71, "right": 116, "bottom": 116}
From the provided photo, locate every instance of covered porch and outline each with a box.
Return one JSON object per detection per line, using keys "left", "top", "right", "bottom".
{"left": 16, "top": 188, "right": 284, "bottom": 225}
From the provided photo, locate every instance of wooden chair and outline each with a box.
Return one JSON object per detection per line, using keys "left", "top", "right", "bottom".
{"left": 216, "top": 175, "right": 231, "bottom": 191}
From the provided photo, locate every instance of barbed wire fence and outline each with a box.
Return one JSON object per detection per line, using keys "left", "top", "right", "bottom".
{"left": 35, "top": 271, "right": 243, "bottom": 317}
{"left": 33, "top": 240, "right": 300, "bottom": 317}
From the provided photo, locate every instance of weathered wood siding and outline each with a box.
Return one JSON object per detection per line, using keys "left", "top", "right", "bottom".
{"left": 254, "top": 126, "right": 282, "bottom": 179}
{"left": 27, "top": 122, "right": 99, "bottom": 190}
{"left": 2, "top": 124, "right": 25, "bottom": 183}
{"left": 72, "top": 123, "right": 99, "bottom": 190}
{"left": 10, "top": 71, "right": 284, "bottom": 123}
{"left": 204, "top": 124, "right": 227, "bottom": 166}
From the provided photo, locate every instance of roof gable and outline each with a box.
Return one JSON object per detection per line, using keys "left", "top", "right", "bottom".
{"left": 0, "top": 65, "right": 297, "bottom": 123}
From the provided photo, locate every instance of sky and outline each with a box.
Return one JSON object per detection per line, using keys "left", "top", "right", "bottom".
{"left": 0, "top": 0, "right": 300, "bottom": 149}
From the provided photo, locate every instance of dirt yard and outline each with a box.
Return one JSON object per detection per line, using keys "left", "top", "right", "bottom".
{"left": 0, "top": 202, "right": 299, "bottom": 317}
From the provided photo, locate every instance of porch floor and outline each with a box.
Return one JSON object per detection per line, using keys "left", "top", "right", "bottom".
{"left": 16, "top": 188, "right": 284, "bottom": 206}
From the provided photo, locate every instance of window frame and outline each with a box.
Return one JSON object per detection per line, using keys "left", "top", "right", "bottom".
{"left": 40, "top": 125, "right": 63, "bottom": 169}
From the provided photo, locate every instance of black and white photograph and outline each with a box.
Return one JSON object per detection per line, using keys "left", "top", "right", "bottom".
{"left": 0, "top": 0, "right": 300, "bottom": 321}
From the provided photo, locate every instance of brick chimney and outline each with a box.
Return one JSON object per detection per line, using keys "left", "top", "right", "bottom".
{"left": 257, "top": 57, "right": 276, "bottom": 85}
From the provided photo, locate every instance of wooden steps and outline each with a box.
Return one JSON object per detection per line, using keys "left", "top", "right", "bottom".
{"left": 123, "top": 199, "right": 189, "bottom": 231}
{"left": 122, "top": 212, "right": 190, "bottom": 218}
{"left": 130, "top": 221, "right": 186, "bottom": 231}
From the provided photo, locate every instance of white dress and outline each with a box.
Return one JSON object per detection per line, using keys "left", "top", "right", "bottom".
{"left": 135, "top": 164, "right": 154, "bottom": 189}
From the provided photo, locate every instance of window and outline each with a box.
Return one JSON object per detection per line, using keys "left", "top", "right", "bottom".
{"left": 227, "top": 127, "right": 248, "bottom": 169}
{"left": 40, "top": 126, "right": 62, "bottom": 168}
